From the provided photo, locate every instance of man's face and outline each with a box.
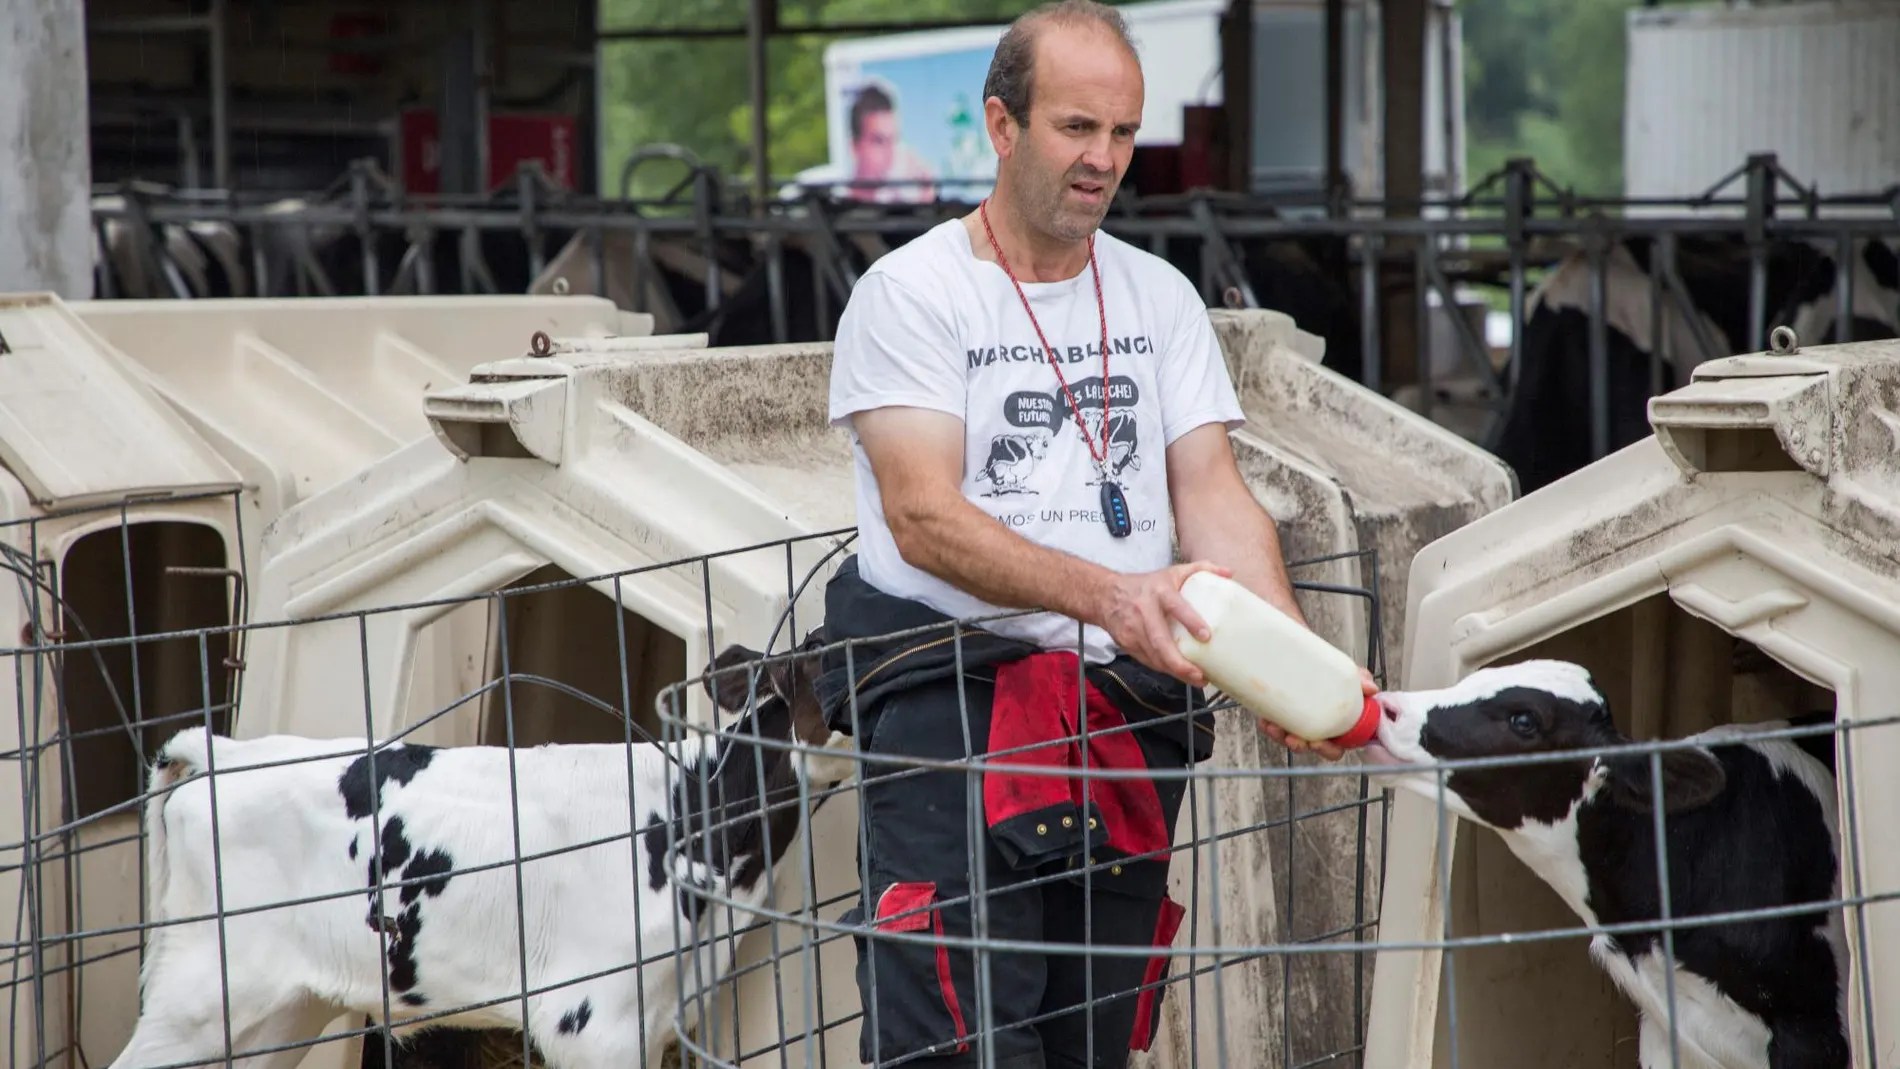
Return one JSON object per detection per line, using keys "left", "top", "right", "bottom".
{"left": 992, "top": 25, "right": 1143, "bottom": 242}
{"left": 853, "top": 109, "right": 898, "bottom": 181}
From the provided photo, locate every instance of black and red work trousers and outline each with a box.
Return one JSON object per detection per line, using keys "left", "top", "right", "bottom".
{"left": 837, "top": 670, "right": 1195, "bottom": 1069}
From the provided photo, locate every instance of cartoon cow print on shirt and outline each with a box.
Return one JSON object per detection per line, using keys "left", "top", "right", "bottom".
{"left": 1078, "top": 407, "right": 1141, "bottom": 483}
{"left": 978, "top": 432, "right": 1049, "bottom": 496}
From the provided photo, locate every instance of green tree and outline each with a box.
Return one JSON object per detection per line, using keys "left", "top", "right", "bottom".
{"left": 1457, "top": 0, "right": 1639, "bottom": 197}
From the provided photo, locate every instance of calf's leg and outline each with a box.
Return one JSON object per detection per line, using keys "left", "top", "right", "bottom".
{"left": 1767, "top": 1015, "right": 1850, "bottom": 1069}
{"left": 1635, "top": 1011, "right": 1733, "bottom": 1069}
{"left": 108, "top": 942, "right": 332, "bottom": 1069}
{"left": 529, "top": 1002, "right": 667, "bottom": 1069}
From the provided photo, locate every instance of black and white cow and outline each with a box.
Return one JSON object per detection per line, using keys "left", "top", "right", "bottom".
{"left": 107, "top": 635, "right": 853, "bottom": 1069}
{"left": 1363, "top": 660, "right": 1848, "bottom": 1069}
{"left": 1494, "top": 236, "right": 1900, "bottom": 494}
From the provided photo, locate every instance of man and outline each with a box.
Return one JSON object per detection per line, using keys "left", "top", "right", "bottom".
{"left": 815, "top": 3, "right": 1378, "bottom": 1067}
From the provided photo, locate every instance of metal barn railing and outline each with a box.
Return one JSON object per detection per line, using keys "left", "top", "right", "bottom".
{"left": 86, "top": 153, "right": 1900, "bottom": 465}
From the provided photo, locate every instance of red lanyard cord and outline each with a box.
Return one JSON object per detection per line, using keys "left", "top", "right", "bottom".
{"left": 978, "top": 199, "right": 1113, "bottom": 471}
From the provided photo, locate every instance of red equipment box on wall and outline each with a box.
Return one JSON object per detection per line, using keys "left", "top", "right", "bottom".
{"left": 397, "top": 109, "right": 577, "bottom": 194}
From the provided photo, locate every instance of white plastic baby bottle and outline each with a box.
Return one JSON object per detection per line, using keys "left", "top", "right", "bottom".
{"left": 1170, "top": 571, "right": 1382, "bottom": 748}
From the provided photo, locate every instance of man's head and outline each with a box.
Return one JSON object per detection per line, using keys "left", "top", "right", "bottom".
{"left": 850, "top": 83, "right": 899, "bottom": 182}
{"left": 982, "top": 0, "right": 1143, "bottom": 243}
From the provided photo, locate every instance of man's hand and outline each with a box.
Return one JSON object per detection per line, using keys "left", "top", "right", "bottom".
{"left": 1089, "top": 560, "right": 1233, "bottom": 686}
{"left": 1256, "top": 665, "right": 1379, "bottom": 762}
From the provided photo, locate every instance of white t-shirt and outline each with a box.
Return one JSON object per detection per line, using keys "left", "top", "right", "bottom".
{"left": 828, "top": 217, "right": 1246, "bottom": 664}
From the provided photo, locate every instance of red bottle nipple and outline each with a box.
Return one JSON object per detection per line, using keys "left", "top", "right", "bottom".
{"left": 1327, "top": 694, "right": 1385, "bottom": 750}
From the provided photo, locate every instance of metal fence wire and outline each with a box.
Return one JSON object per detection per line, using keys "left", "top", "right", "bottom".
{"left": 4, "top": 518, "right": 1886, "bottom": 1069}
{"left": 653, "top": 549, "right": 1392, "bottom": 1069}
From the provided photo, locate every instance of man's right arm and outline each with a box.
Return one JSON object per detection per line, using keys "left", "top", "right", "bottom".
{"left": 853, "top": 405, "right": 1105, "bottom": 618}
{"left": 853, "top": 405, "right": 1224, "bottom": 684}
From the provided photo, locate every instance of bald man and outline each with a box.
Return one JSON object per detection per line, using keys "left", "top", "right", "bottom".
{"left": 818, "top": 3, "right": 1378, "bottom": 1066}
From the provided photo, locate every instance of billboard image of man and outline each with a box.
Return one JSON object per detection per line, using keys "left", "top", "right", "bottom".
{"left": 847, "top": 80, "right": 938, "bottom": 203}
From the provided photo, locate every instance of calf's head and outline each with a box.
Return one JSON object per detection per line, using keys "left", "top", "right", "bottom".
{"left": 1362, "top": 659, "right": 1727, "bottom": 834}
{"left": 702, "top": 630, "right": 854, "bottom": 789}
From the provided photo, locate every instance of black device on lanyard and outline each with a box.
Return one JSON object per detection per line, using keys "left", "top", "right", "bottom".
{"left": 1100, "top": 480, "right": 1132, "bottom": 538}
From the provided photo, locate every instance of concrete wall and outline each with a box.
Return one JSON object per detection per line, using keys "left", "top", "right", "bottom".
{"left": 0, "top": 0, "right": 91, "bottom": 299}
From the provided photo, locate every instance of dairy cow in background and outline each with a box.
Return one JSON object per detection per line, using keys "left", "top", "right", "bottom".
{"left": 1492, "top": 236, "right": 1900, "bottom": 494}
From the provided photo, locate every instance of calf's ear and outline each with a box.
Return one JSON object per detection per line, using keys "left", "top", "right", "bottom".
{"left": 1604, "top": 747, "right": 1726, "bottom": 815}
{"left": 704, "top": 644, "right": 767, "bottom": 712}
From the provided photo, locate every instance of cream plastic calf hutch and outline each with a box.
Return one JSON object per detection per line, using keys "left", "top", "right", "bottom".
{"left": 231, "top": 332, "right": 851, "bottom": 1069}
{"left": 1364, "top": 336, "right": 1900, "bottom": 1069}
{"left": 0, "top": 294, "right": 250, "bottom": 1069}
{"left": 1, "top": 295, "right": 683, "bottom": 1069}
{"left": 66, "top": 294, "right": 658, "bottom": 572}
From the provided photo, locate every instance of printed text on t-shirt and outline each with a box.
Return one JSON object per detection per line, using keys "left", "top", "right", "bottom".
{"left": 965, "top": 334, "right": 1154, "bottom": 371}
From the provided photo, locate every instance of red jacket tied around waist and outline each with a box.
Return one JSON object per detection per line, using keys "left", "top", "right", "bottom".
{"left": 984, "top": 650, "right": 1174, "bottom": 872}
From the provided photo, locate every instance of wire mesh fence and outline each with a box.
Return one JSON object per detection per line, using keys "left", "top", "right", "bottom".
{"left": 4, "top": 509, "right": 1888, "bottom": 1069}
{"left": 655, "top": 557, "right": 1393, "bottom": 1069}
{"left": 659, "top": 626, "right": 1888, "bottom": 1069}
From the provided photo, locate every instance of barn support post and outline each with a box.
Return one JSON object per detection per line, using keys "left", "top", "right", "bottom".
{"left": 1744, "top": 152, "right": 1777, "bottom": 352}
{"left": 1219, "top": 0, "right": 1254, "bottom": 194}
{"left": 1585, "top": 225, "right": 1612, "bottom": 461}
{"left": 209, "top": 0, "right": 230, "bottom": 190}
{"left": 1414, "top": 239, "right": 1433, "bottom": 420}
{"left": 439, "top": 3, "right": 490, "bottom": 198}
{"left": 1359, "top": 232, "right": 1384, "bottom": 392}
{"left": 1324, "top": 0, "right": 1347, "bottom": 215}
{"left": 1836, "top": 229, "right": 1856, "bottom": 344}
{"left": 519, "top": 166, "right": 546, "bottom": 282}
{"left": 0, "top": 0, "right": 91, "bottom": 299}
{"left": 1648, "top": 235, "right": 1667, "bottom": 397}
{"left": 1501, "top": 158, "right": 1534, "bottom": 400}
{"left": 748, "top": 0, "right": 775, "bottom": 212}
{"left": 352, "top": 164, "right": 379, "bottom": 297}
{"left": 1381, "top": 0, "right": 1429, "bottom": 399}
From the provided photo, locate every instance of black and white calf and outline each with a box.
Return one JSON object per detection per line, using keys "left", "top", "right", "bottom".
{"left": 1364, "top": 660, "right": 1849, "bottom": 1069}
{"left": 107, "top": 636, "right": 853, "bottom": 1069}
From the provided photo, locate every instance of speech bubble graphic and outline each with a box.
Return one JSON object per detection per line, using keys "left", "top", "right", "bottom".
{"left": 1054, "top": 375, "right": 1140, "bottom": 419}
{"left": 1005, "top": 390, "right": 1058, "bottom": 430}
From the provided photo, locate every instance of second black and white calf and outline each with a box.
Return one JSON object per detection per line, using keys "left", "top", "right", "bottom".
{"left": 1364, "top": 660, "right": 1849, "bottom": 1069}
{"left": 106, "top": 635, "right": 853, "bottom": 1069}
